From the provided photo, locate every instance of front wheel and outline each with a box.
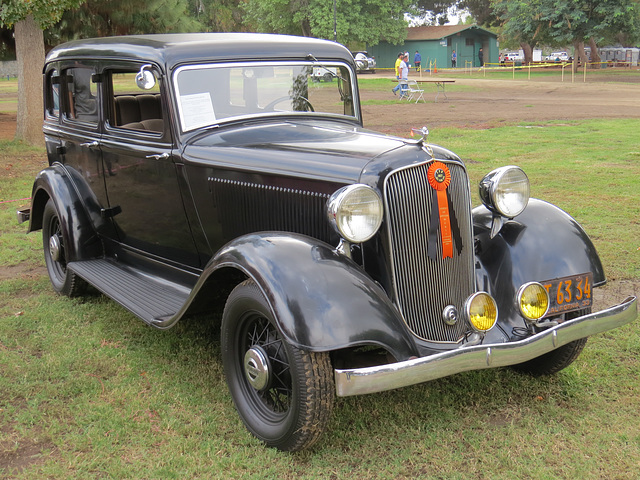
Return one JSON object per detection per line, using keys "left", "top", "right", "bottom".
{"left": 42, "top": 199, "right": 86, "bottom": 297}
{"left": 512, "top": 309, "right": 589, "bottom": 376}
{"left": 221, "top": 280, "right": 335, "bottom": 451}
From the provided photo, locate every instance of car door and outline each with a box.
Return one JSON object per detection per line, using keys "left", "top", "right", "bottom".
{"left": 52, "top": 62, "right": 120, "bottom": 239}
{"left": 98, "top": 63, "right": 201, "bottom": 267}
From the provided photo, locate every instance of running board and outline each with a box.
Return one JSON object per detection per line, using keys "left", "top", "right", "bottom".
{"left": 68, "top": 259, "right": 190, "bottom": 326}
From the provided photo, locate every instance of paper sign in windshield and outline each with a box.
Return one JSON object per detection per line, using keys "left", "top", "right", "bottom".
{"left": 180, "top": 92, "right": 215, "bottom": 131}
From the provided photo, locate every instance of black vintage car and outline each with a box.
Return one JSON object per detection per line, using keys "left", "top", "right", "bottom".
{"left": 19, "top": 33, "right": 636, "bottom": 452}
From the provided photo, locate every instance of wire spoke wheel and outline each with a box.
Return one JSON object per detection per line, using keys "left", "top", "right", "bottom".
{"left": 241, "top": 314, "right": 292, "bottom": 417}
{"left": 221, "top": 279, "right": 334, "bottom": 451}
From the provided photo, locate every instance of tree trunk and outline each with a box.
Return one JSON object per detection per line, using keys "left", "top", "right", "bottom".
{"left": 572, "top": 41, "right": 587, "bottom": 70}
{"left": 14, "top": 15, "right": 45, "bottom": 146}
{"left": 520, "top": 42, "right": 533, "bottom": 64}
{"left": 588, "top": 37, "right": 601, "bottom": 68}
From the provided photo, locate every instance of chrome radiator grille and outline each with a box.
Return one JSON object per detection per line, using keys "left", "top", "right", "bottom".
{"left": 384, "top": 161, "right": 475, "bottom": 343}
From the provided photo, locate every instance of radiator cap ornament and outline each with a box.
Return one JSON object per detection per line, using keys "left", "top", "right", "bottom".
{"left": 410, "top": 126, "right": 433, "bottom": 158}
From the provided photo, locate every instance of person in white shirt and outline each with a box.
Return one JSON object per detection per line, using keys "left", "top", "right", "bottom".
{"left": 398, "top": 54, "right": 409, "bottom": 98}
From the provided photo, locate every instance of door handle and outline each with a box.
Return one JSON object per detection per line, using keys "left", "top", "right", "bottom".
{"left": 80, "top": 141, "right": 99, "bottom": 148}
{"left": 145, "top": 152, "right": 170, "bottom": 160}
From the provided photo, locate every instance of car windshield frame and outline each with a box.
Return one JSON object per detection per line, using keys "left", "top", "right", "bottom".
{"left": 172, "top": 61, "right": 359, "bottom": 132}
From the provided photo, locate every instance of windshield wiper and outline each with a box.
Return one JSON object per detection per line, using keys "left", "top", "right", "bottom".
{"left": 306, "top": 54, "right": 348, "bottom": 82}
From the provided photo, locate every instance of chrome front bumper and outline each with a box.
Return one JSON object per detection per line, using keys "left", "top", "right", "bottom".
{"left": 335, "top": 296, "right": 637, "bottom": 397}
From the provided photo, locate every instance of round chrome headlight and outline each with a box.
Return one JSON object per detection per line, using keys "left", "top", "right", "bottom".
{"left": 517, "top": 282, "right": 550, "bottom": 322}
{"left": 327, "top": 184, "right": 383, "bottom": 243}
{"left": 465, "top": 292, "right": 498, "bottom": 332}
{"left": 479, "top": 166, "right": 530, "bottom": 218}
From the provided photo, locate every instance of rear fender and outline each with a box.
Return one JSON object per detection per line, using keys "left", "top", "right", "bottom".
{"left": 473, "top": 198, "right": 605, "bottom": 341}
{"left": 206, "top": 232, "right": 419, "bottom": 360}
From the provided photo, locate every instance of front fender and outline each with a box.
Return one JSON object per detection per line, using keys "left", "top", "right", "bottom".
{"left": 28, "top": 164, "right": 104, "bottom": 261}
{"left": 474, "top": 198, "right": 605, "bottom": 339}
{"left": 207, "top": 232, "right": 419, "bottom": 361}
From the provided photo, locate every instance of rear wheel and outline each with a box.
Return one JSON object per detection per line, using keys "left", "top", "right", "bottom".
{"left": 42, "top": 199, "right": 86, "bottom": 296}
{"left": 221, "top": 279, "right": 334, "bottom": 451}
{"left": 512, "top": 309, "right": 589, "bottom": 376}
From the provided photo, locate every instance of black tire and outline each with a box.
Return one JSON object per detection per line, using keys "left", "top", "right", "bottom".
{"left": 42, "top": 199, "right": 86, "bottom": 297}
{"left": 221, "top": 279, "right": 334, "bottom": 451}
{"left": 512, "top": 309, "right": 589, "bottom": 376}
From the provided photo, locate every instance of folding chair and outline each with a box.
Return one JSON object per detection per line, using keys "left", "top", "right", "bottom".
{"left": 398, "top": 82, "right": 411, "bottom": 100}
{"left": 406, "top": 80, "right": 425, "bottom": 103}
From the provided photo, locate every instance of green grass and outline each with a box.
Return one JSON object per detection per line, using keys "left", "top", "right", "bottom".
{"left": 427, "top": 119, "right": 640, "bottom": 279}
{"left": 1, "top": 88, "right": 639, "bottom": 477}
{"left": 357, "top": 76, "right": 474, "bottom": 94}
{"left": 0, "top": 77, "right": 19, "bottom": 94}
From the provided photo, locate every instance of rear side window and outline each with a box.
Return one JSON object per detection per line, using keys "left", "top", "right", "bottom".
{"left": 63, "top": 66, "right": 99, "bottom": 125}
{"left": 45, "top": 69, "right": 60, "bottom": 119}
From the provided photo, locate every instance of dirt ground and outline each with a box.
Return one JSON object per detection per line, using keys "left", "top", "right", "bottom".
{"left": 360, "top": 71, "right": 640, "bottom": 135}
{"left": 1, "top": 73, "right": 638, "bottom": 309}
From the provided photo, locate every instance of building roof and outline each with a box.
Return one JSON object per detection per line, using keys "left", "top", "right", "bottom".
{"left": 406, "top": 25, "right": 497, "bottom": 41}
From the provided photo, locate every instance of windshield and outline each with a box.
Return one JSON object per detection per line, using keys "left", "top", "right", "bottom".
{"left": 173, "top": 62, "right": 357, "bottom": 132}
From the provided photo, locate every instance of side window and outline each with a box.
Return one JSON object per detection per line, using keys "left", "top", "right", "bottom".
{"left": 63, "top": 66, "right": 99, "bottom": 124}
{"left": 45, "top": 69, "right": 60, "bottom": 119}
{"left": 107, "top": 68, "right": 165, "bottom": 134}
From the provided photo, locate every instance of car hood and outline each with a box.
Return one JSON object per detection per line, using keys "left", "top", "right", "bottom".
{"left": 181, "top": 119, "right": 413, "bottom": 184}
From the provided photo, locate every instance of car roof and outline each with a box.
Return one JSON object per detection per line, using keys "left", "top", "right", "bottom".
{"left": 45, "top": 33, "right": 355, "bottom": 71}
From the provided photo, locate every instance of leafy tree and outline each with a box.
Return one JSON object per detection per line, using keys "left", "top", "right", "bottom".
{"left": 1, "top": 0, "right": 85, "bottom": 144}
{"left": 459, "top": 0, "right": 501, "bottom": 26}
{"left": 52, "top": 0, "right": 201, "bottom": 42}
{"left": 188, "top": 0, "right": 246, "bottom": 33}
{"left": 242, "top": 0, "right": 414, "bottom": 46}
{"left": 412, "top": 0, "right": 456, "bottom": 25}
{"left": 412, "top": 0, "right": 502, "bottom": 27}
{"left": 541, "top": 0, "right": 639, "bottom": 66}
{"left": 490, "top": 0, "right": 639, "bottom": 66}
{"left": 491, "top": 0, "right": 549, "bottom": 63}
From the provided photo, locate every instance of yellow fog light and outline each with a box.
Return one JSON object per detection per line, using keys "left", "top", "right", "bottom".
{"left": 465, "top": 292, "right": 498, "bottom": 332}
{"left": 517, "top": 282, "right": 550, "bottom": 322}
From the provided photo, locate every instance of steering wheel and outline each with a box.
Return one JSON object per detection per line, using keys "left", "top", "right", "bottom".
{"left": 264, "top": 96, "right": 314, "bottom": 112}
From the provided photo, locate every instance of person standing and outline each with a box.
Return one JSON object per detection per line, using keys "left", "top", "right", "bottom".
{"left": 392, "top": 52, "right": 405, "bottom": 95}
{"left": 394, "top": 52, "right": 403, "bottom": 79}
{"left": 414, "top": 50, "right": 421, "bottom": 72}
{"left": 478, "top": 47, "right": 484, "bottom": 67}
{"left": 397, "top": 54, "right": 409, "bottom": 99}
{"left": 451, "top": 50, "right": 457, "bottom": 68}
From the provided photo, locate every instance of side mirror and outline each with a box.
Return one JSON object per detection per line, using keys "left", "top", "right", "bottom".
{"left": 136, "top": 65, "right": 156, "bottom": 90}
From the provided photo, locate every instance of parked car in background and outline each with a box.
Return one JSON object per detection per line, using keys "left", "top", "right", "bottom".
{"left": 502, "top": 51, "right": 523, "bottom": 62}
{"left": 353, "top": 51, "right": 376, "bottom": 73}
{"left": 20, "top": 33, "right": 637, "bottom": 452}
{"left": 546, "top": 51, "right": 569, "bottom": 61}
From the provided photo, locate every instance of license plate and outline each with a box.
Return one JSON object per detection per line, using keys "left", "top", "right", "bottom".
{"left": 542, "top": 272, "right": 593, "bottom": 317}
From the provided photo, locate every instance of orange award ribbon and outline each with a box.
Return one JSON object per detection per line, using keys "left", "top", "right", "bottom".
{"left": 427, "top": 162, "right": 453, "bottom": 258}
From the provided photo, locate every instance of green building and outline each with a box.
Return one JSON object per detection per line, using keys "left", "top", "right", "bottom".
{"left": 369, "top": 25, "right": 499, "bottom": 70}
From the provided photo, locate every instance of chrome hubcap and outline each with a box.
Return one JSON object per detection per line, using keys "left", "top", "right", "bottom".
{"left": 244, "top": 346, "right": 271, "bottom": 391}
{"left": 49, "top": 234, "right": 61, "bottom": 262}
